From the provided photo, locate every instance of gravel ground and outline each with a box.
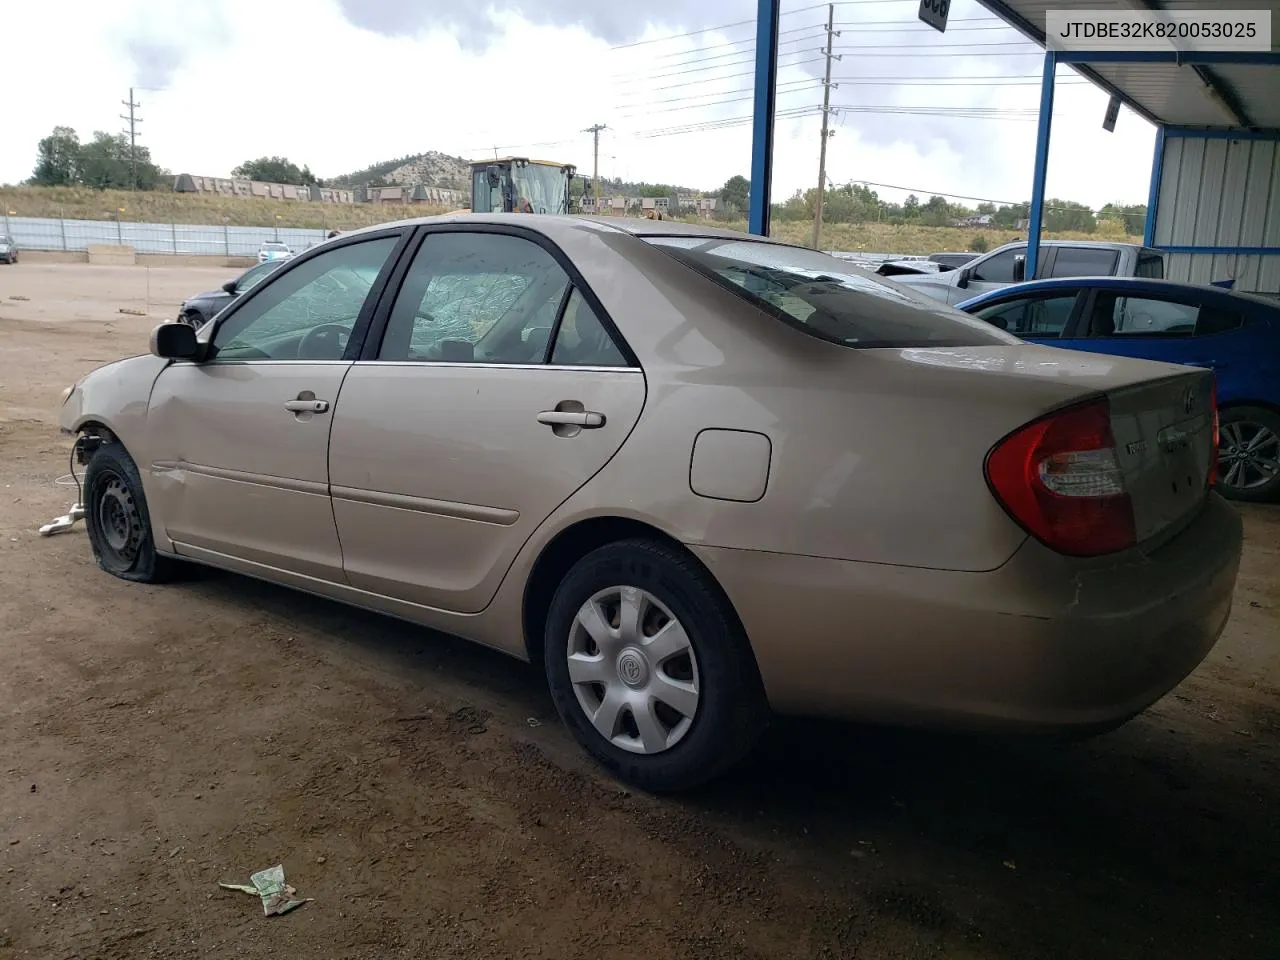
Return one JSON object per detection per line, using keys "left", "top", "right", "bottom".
{"left": 1, "top": 263, "right": 1278, "bottom": 960}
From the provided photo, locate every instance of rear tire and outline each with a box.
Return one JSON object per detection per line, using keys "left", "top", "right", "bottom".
{"left": 83, "top": 442, "right": 184, "bottom": 583}
{"left": 544, "top": 538, "right": 769, "bottom": 793}
{"left": 1217, "top": 405, "right": 1280, "bottom": 503}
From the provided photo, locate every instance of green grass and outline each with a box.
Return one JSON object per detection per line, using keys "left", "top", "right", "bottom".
{"left": 1, "top": 185, "right": 1139, "bottom": 252}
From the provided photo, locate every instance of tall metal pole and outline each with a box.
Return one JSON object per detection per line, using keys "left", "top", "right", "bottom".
{"left": 584, "top": 124, "right": 607, "bottom": 211}
{"left": 1026, "top": 50, "right": 1056, "bottom": 281}
{"left": 812, "top": 4, "right": 836, "bottom": 250}
{"left": 748, "top": 0, "right": 780, "bottom": 235}
{"left": 120, "top": 88, "right": 142, "bottom": 190}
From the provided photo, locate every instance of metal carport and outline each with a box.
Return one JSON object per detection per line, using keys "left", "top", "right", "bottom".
{"left": 746, "top": 0, "right": 1280, "bottom": 294}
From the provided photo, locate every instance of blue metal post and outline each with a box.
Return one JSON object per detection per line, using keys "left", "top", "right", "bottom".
{"left": 1143, "top": 126, "right": 1166, "bottom": 247}
{"left": 1026, "top": 50, "right": 1056, "bottom": 280}
{"left": 748, "top": 0, "right": 780, "bottom": 236}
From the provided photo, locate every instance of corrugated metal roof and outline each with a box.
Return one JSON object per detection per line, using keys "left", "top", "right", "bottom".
{"left": 974, "top": 0, "right": 1280, "bottom": 129}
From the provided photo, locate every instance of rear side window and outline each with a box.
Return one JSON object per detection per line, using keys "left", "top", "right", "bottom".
{"left": 1136, "top": 252, "right": 1165, "bottom": 279}
{"left": 1049, "top": 247, "right": 1120, "bottom": 278}
{"left": 1084, "top": 293, "right": 1244, "bottom": 337}
{"left": 644, "top": 236, "right": 1018, "bottom": 349}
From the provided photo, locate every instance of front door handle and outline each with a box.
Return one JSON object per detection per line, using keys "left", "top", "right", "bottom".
{"left": 285, "top": 398, "right": 329, "bottom": 413}
{"left": 537, "top": 410, "right": 605, "bottom": 428}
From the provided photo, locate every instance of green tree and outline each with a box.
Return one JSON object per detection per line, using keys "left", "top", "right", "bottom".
{"left": 720, "top": 175, "right": 750, "bottom": 210}
{"left": 78, "top": 132, "right": 164, "bottom": 190}
{"left": 970, "top": 234, "right": 990, "bottom": 253}
{"left": 30, "top": 126, "right": 81, "bottom": 186}
{"left": 232, "top": 156, "right": 319, "bottom": 185}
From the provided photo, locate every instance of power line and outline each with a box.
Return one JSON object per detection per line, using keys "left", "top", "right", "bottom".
{"left": 617, "top": 80, "right": 823, "bottom": 118}
{"left": 617, "top": 75, "right": 821, "bottom": 109}
{"left": 629, "top": 103, "right": 1042, "bottom": 138}
{"left": 642, "top": 22, "right": 828, "bottom": 60}
{"left": 612, "top": 33, "right": 825, "bottom": 81}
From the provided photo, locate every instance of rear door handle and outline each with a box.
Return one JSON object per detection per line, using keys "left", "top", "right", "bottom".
{"left": 537, "top": 410, "right": 605, "bottom": 428}
{"left": 285, "top": 398, "right": 329, "bottom": 413}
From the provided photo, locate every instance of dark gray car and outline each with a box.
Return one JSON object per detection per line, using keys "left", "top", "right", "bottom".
{"left": 0, "top": 235, "right": 17, "bottom": 264}
{"left": 177, "top": 259, "right": 287, "bottom": 327}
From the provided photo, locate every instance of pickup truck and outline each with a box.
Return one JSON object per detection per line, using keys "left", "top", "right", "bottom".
{"left": 889, "top": 240, "right": 1166, "bottom": 306}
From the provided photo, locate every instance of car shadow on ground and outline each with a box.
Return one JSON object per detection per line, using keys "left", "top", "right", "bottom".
{"left": 181, "top": 565, "right": 1280, "bottom": 960}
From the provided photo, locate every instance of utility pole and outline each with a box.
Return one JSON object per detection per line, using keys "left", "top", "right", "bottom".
{"left": 584, "top": 124, "right": 607, "bottom": 211}
{"left": 120, "top": 88, "right": 142, "bottom": 190}
{"left": 812, "top": 5, "right": 840, "bottom": 250}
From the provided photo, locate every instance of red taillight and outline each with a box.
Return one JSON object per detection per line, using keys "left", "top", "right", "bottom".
{"left": 1208, "top": 380, "right": 1219, "bottom": 489}
{"left": 985, "top": 398, "right": 1136, "bottom": 558}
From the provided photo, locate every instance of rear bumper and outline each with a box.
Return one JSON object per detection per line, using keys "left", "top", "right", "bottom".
{"left": 693, "top": 494, "right": 1243, "bottom": 732}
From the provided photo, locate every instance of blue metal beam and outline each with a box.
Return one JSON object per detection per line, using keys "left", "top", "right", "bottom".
{"left": 1055, "top": 50, "right": 1280, "bottom": 66}
{"left": 748, "top": 0, "right": 780, "bottom": 236}
{"left": 1157, "top": 245, "right": 1280, "bottom": 255}
{"left": 1144, "top": 126, "right": 1165, "bottom": 247}
{"left": 1164, "top": 127, "right": 1280, "bottom": 141}
{"left": 1026, "top": 50, "right": 1056, "bottom": 280}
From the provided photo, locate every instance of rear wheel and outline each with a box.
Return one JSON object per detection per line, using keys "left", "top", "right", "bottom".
{"left": 1217, "top": 406, "right": 1280, "bottom": 503}
{"left": 84, "top": 443, "right": 183, "bottom": 583}
{"left": 544, "top": 539, "right": 768, "bottom": 792}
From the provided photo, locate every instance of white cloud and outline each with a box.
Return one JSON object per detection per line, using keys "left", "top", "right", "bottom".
{"left": 2, "top": 0, "right": 1155, "bottom": 212}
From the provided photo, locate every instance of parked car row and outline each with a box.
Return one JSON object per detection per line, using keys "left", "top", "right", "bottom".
{"left": 62, "top": 216, "right": 1242, "bottom": 792}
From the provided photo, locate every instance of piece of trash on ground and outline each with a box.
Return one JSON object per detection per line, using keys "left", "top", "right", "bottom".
{"left": 219, "top": 864, "right": 312, "bottom": 916}
{"left": 526, "top": 717, "right": 542, "bottom": 728}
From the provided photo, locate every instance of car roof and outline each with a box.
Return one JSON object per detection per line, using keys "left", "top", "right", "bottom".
{"left": 956, "top": 276, "right": 1280, "bottom": 311}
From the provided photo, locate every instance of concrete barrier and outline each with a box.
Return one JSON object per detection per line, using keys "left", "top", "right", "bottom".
{"left": 87, "top": 244, "right": 137, "bottom": 266}
{"left": 24, "top": 250, "right": 255, "bottom": 269}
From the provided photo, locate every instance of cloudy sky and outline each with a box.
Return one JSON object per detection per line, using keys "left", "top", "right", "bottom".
{"left": 4, "top": 0, "right": 1161, "bottom": 210}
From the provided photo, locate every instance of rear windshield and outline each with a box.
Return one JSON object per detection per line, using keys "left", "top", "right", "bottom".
{"left": 644, "top": 236, "right": 1019, "bottom": 349}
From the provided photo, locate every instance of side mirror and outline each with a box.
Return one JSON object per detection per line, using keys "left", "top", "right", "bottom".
{"left": 221, "top": 280, "right": 238, "bottom": 294}
{"left": 150, "top": 322, "right": 200, "bottom": 360}
{"left": 1012, "top": 255, "right": 1026, "bottom": 283}
{"left": 956, "top": 267, "right": 972, "bottom": 289}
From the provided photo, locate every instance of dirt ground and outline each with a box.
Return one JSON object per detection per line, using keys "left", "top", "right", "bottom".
{"left": 1, "top": 262, "right": 1278, "bottom": 960}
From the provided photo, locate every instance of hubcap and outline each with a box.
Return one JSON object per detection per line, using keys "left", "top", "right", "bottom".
{"left": 1218, "top": 420, "right": 1280, "bottom": 492}
{"left": 567, "top": 585, "right": 701, "bottom": 755}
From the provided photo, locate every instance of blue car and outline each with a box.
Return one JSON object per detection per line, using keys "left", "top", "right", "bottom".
{"left": 956, "top": 276, "right": 1280, "bottom": 503}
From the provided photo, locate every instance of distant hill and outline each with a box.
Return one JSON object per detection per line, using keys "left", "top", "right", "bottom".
{"left": 328, "top": 151, "right": 471, "bottom": 191}
{"left": 330, "top": 151, "right": 707, "bottom": 198}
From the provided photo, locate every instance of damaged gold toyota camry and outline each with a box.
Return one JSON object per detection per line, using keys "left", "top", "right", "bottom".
{"left": 58, "top": 214, "right": 1242, "bottom": 792}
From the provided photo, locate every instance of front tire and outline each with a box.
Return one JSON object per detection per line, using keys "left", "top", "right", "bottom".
{"left": 544, "top": 539, "right": 768, "bottom": 793}
{"left": 83, "top": 443, "right": 182, "bottom": 583}
{"left": 1218, "top": 406, "right": 1280, "bottom": 503}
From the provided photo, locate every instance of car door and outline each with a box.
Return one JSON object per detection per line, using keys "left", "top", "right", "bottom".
{"left": 327, "top": 227, "right": 646, "bottom": 614}
{"left": 145, "top": 231, "right": 406, "bottom": 580}
{"left": 966, "top": 289, "right": 1084, "bottom": 341}
{"left": 950, "top": 245, "right": 1025, "bottom": 304}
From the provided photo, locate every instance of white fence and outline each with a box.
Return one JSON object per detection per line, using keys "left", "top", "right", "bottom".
{"left": 0, "top": 213, "right": 923, "bottom": 267}
{"left": 1, "top": 214, "right": 329, "bottom": 258}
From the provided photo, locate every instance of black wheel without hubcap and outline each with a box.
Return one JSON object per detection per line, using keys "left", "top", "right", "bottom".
{"left": 544, "top": 538, "right": 769, "bottom": 793}
{"left": 1217, "top": 406, "right": 1280, "bottom": 503}
{"left": 83, "top": 443, "right": 182, "bottom": 583}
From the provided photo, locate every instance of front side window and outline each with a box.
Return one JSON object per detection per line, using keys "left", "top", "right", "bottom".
{"left": 1049, "top": 247, "right": 1120, "bottom": 278}
{"left": 378, "top": 232, "right": 573, "bottom": 363}
{"left": 235, "top": 259, "right": 284, "bottom": 292}
{"left": 973, "top": 293, "right": 1078, "bottom": 338}
{"left": 970, "top": 248, "right": 1021, "bottom": 283}
{"left": 511, "top": 163, "right": 568, "bottom": 215}
{"left": 646, "top": 236, "right": 1019, "bottom": 349}
{"left": 212, "top": 236, "right": 399, "bottom": 361}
